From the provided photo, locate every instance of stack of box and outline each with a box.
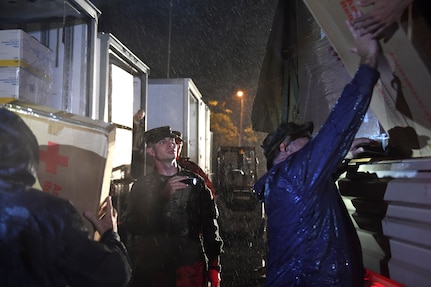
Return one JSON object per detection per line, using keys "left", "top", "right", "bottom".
{"left": 0, "top": 29, "right": 53, "bottom": 106}
{"left": 303, "top": 0, "right": 431, "bottom": 157}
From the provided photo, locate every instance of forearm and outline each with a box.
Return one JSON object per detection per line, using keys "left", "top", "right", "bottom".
{"left": 307, "top": 65, "right": 379, "bottom": 179}
{"left": 61, "top": 214, "right": 132, "bottom": 287}
{"left": 99, "top": 229, "right": 129, "bottom": 255}
{"left": 359, "top": 52, "right": 378, "bottom": 69}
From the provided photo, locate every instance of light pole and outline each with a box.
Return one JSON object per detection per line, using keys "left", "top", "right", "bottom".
{"left": 236, "top": 90, "right": 244, "bottom": 146}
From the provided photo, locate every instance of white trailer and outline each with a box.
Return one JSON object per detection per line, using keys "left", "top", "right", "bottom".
{"left": 0, "top": 0, "right": 150, "bottom": 224}
{"left": 147, "top": 78, "right": 212, "bottom": 176}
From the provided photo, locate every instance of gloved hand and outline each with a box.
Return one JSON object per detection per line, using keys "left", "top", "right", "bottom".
{"left": 207, "top": 268, "right": 220, "bottom": 287}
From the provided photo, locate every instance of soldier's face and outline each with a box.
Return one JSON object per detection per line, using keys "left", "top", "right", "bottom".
{"left": 147, "top": 137, "right": 177, "bottom": 161}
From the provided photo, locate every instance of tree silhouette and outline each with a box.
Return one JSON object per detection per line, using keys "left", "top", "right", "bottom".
{"left": 210, "top": 112, "right": 238, "bottom": 148}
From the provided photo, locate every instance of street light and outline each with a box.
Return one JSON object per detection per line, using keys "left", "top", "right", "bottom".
{"left": 236, "top": 90, "right": 244, "bottom": 146}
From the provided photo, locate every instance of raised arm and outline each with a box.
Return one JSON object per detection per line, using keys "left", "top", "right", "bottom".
{"left": 347, "top": 10, "right": 380, "bottom": 68}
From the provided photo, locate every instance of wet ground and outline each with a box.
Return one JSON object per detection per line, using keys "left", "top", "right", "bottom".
{"left": 220, "top": 231, "right": 266, "bottom": 287}
{"left": 216, "top": 194, "right": 267, "bottom": 287}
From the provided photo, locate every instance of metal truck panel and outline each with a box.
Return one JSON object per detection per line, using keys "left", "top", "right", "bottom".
{"left": 96, "top": 32, "right": 150, "bottom": 127}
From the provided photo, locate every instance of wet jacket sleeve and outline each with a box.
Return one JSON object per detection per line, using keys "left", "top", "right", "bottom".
{"left": 193, "top": 176, "right": 224, "bottom": 260}
{"left": 300, "top": 64, "right": 380, "bottom": 189}
{"left": 56, "top": 198, "right": 132, "bottom": 287}
{"left": 1, "top": 187, "right": 131, "bottom": 287}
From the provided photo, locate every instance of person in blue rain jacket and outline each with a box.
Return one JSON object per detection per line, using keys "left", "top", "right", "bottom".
{"left": 254, "top": 11, "right": 380, "bottom": 287}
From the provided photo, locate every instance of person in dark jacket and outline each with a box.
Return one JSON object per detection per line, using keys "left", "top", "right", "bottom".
{"left": 254, "top": 11, "right": 380, "bottom": 287}
{"left": 121, "top": 126, "right": 223, "bottom": 287}
{"left": 0, "top": 107, "right": 131, "bottom": 287}
{"left": 172, "top": 130, "right": 216, "bottom": 197}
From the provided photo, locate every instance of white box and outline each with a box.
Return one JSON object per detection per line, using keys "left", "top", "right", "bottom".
{"left": 0, "top": 29, "right": 53, "bottom": 104}
{"left": 0, "top": 67, "right": 51, "bottom": 105}
{"left": 0, "top": 29, "right": 52, "bottom": 72}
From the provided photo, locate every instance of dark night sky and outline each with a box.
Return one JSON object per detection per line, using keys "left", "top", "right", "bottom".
{"left": 92, "top": 0, "right": 279, "bottom": 122}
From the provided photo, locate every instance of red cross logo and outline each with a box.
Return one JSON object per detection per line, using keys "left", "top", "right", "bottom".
{"left": 39, "top": 142, "right": 69, "bottom": 174}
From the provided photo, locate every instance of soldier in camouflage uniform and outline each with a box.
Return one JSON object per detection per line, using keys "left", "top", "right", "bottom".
{"left": 122, "top": 126, "right": 223, "bottom": 287}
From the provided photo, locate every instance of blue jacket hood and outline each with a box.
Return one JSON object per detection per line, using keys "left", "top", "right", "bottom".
{"left": 0, "top": 108, "right": 39, "bottom": 187}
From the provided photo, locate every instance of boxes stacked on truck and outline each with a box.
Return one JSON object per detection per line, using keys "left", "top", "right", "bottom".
{"left": 2, "top": 100, "right": 116, "bottom": 237}
{"left": 0, "top": 29, "right": 53, "bottom": 106}
{"left": 302, "top": 0, "right": 431, "bottom": 157}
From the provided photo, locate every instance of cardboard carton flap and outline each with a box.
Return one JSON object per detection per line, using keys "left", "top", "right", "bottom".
{"left": 2, "top": 100, "right": 116, "bottom": 235}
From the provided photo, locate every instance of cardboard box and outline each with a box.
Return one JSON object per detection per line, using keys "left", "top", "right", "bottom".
{"left": 2, "top": 100, "right": 116, "bottom": 235}
{"left": 0, "top": 29, "right": 52, "bottom": 72}
{"left": 0, "top": 67, "right": 51, "bottom": 104}
{"left": 303, "top": 0, "right": 431, "bottom": 157}
{"left": 0, "top": 29, "right": 53, "bottom": 105}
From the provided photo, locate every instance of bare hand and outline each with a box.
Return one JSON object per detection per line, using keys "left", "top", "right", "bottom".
{"left": 346, "top": 10, "right": 380, "bottom": 68}
{"left": 84, "top": 196, "right": 117, "bottom": 236}
{"left": 133, "top": 109, "right": 146, "bottom": 127}
{"left": 347, "top": 137, "right": 371, "bottom": 159}
{"left": 346, "top": 137, "right": 380, "bottom": 159}
{"left": 162, "top": 176, "right": 188, "bottom": 198}
{"left": 353, "top": 0, "right": 413, "bottom": 38}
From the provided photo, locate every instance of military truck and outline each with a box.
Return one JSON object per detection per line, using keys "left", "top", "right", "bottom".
{"left": 214, "top": 146, "right": 266, "bottom": 285}
{"left": 214, "top": 146, "right": 262, "bottom": 231}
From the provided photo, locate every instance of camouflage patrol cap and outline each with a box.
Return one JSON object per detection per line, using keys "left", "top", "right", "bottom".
{"left": 144, "top": 126, "right": 179, "bottom": 144}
